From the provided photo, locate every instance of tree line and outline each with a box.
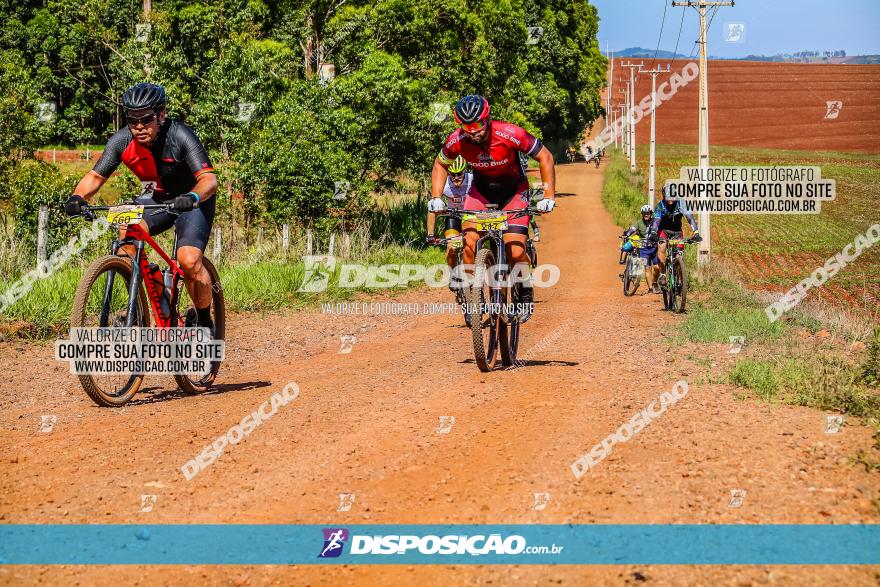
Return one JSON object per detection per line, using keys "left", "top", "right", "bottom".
{"left": 0, "top": 0, "right": 606, "bottom": 227}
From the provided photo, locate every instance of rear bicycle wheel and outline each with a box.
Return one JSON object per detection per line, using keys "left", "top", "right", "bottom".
{"left": 71, "top": 255, "right": 150, "bottom": 407}
{"left": 175, "top": 257, "right": 226, "bottom": 394}
{"left": 469, "top": 247, "right": 501, "bottom": 372}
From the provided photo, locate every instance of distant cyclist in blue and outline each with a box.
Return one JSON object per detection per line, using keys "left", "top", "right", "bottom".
{"left": 647, "top": 185, "right": 702, "bottom": 286}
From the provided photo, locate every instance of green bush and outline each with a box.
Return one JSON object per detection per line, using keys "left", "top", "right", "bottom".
{"left": 10, "top": 159, "right": 77, "bottom": 252}
{"left": 858, "top": 327, "right": 880, "bottom": 387}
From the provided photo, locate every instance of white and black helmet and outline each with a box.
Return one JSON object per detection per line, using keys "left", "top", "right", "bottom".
{"left": 122, "top": 82, "right": 167, "bottom": 112}
{"left": 640, "top": 204, "right": 652, "bottom": 215}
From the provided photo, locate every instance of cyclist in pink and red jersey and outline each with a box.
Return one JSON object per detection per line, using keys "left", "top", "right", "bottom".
{"left": 428, "top": 95, "right": 556, "bottom": 309}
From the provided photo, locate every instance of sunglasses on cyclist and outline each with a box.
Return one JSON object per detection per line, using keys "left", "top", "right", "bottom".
{"left": 461, "top": 119, "right": 487, "bottom": 133}
{"left": 126, "top": 112, "right": 157, "bottom": 127}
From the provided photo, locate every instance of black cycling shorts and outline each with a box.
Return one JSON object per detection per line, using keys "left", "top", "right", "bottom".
{"left": 444, "top": 216, "right": 462, "bottom": 234}
{"left": 134, "top": 194, "right": 215, "bottom": 251}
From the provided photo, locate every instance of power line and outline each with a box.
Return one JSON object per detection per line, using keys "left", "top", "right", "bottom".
{"left": 649, "top": 0, "right": 668, "bottom": 69}
{"left": 671, "top": 6, "right": 686, "bottom": 59}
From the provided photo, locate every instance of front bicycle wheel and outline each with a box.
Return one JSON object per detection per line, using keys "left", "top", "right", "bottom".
{"left": 670, "top": 256, "right": 688, "bottom": 313}
{"left": 71, "top": 255, "right": 150, "bottom": 407}
{"left": 469, "top": 247, "right": 501, "bottom": 372}
{"left": 661, "top": 266, "right": 673, "bottom": 311}
{"left": 500, "top": 283, "right": 521, "bottom": 368}
{"left": 623, "top": 255, "right": 640, "bottom": 296}
{"left": 174, "top": 257, "right": 225, "bottom": 394}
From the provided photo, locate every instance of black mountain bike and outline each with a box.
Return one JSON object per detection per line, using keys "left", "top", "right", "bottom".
{"left": 445, "top": 205, "right": 544, "bottom": 372}
{"left": 658, "top": 236, "right": 697, "bottom": 313}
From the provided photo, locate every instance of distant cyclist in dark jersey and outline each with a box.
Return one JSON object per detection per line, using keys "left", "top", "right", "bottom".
{"left": 63, "top": 83, "right": 218, "bottom": 328}
{"left": 428, "top": 94, "right": 557, "bottom": 311}
{"left": 648, "top": 185, "right": 702, "bottom": 284}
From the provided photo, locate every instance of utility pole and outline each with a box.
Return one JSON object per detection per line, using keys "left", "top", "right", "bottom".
{"left": 640, "top": 65, "right": 670, "bottom": 206}
{"left": 672, "top": 0, "right": 734, "bottom": 267}
{"left": 621, "top": 61, "right": 643, "bottom": 172}
{"left": 611, "top": 107, "right": 618, "bottom": 148}
{"left": 617, "top": 89, "right": 628, "bottom": 154}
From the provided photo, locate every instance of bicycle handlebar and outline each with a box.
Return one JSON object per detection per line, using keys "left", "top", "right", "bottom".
{"left": 439, "top": 206, "right": 548, "bottom": 219}
{"left": 79, "top": 200, "right": 199, "bottom": 221}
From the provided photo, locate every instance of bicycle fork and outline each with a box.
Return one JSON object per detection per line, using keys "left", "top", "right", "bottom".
{"left": 103, "top": 239, "right": 146, "bottom": 328}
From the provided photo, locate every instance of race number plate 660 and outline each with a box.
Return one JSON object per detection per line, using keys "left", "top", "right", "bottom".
{"left": 107, "top": 205, "right": 144, "bottom": 225}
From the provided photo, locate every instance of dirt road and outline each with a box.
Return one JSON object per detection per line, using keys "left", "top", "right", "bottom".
{"left": 1, "top": 162, "right": 877, "bottom": 585}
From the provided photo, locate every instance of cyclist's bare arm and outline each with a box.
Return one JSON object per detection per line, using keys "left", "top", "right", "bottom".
{"left": 73, "top": 171, "right": 109, "bottom": 201}
{"left": 191, "top": 171, "right": 218, "bottom": 202}
{"left": 428, "top": 158, "right": 450, "bottom": 234}
{"left": 534, "top": 146, "right": 556, "bottom": 199}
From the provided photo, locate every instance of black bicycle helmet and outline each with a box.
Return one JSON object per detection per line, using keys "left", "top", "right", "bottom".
{"left": 453, "top": 94, "right": 491, "bottom": 124}
{"left": 122, "top": 83, "right": 167, "bottom": 112}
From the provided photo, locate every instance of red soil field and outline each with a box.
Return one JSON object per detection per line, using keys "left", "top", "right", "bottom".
{"left": 605, "top": 59, "right": 880, "bottom": 153}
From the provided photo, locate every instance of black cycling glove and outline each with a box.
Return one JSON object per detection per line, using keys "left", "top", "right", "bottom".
{"left": 64, "top": 195, "right": 87, "bottom": 217}
{"left": 171, "top": 192, "right": 199, "bottom": 212}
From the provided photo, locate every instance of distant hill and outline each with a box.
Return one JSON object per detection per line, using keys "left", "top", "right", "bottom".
{"left": 613, "top": 47, "right": 880, "bottom": 64}
{"left": 613, "top": 47, "right": 691, "bottom": 59}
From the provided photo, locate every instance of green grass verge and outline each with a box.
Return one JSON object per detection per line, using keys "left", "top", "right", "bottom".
{"left": 600, "top": 146, "right": 879, "bottom": 422}
{"left": 728, "top": 337, "right": 880, "bottom": 420}
{"left": 0, "top": 245, "right": 444, "bottom": 338}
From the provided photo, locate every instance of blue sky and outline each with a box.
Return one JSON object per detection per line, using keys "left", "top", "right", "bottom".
{"left": 591, "top": 0, "right": 880, "bottom": 57}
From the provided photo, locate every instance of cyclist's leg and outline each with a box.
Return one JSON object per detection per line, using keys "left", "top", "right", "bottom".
{"left": 657, "top": 233, "right": 669, "bottom": 274}
{"left": 658, "top": 230, "right": 681, "bottom": 281}
{"left": 173, "top": 197, "right": 216, "bottom": 326}
{"left": 443, "top": 215, "right": 462, "bottom": 269}
{"left": 501, "top": 183, "right": 532, "bottom": 268}
{"left": 501, "top": 185, "right": 534, "bottom": 318}
{"left": 461, "top": 190, "right": 490, "bottom": 267}
{"left": 640, "top": 245, "right": 658, "bottom": 290}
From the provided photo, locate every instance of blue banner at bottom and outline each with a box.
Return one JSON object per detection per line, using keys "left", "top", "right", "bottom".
{"left": 0, "top": 525, "right": 877, "bottom": 565}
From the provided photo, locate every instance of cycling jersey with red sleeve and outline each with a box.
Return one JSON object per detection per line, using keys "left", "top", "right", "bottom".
{"left": 438, "top": 121, "right": 542, "bottom": 202}
{"left": 92, "top": 119, "right": 215, "bottom": 202}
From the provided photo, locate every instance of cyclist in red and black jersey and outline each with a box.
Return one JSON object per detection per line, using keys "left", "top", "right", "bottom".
{"left": 428, "top": 94, "right": 556, "bottom": 309}
{"left": 64, "top": 83, "right": 218, "bottom": 328}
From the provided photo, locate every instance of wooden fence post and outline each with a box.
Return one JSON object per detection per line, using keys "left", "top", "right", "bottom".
{"left": 213, "top": 227, "right": 221, "bottom": 262}
{"left": 306, "top": 230, "right": 313, "bottom": 256}
{"left": 282, "top": 223, "right": 290, "bottom": 256}
{"left": 328, "top": 233, "right": 336, "bottom": 256}
{"left": 37, "top": 205, "right": 48, "bottom": 272}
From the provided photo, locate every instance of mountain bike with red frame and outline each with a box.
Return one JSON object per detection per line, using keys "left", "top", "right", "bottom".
{"left": 70, "top": 198, "right": 225, "bottom": 406}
